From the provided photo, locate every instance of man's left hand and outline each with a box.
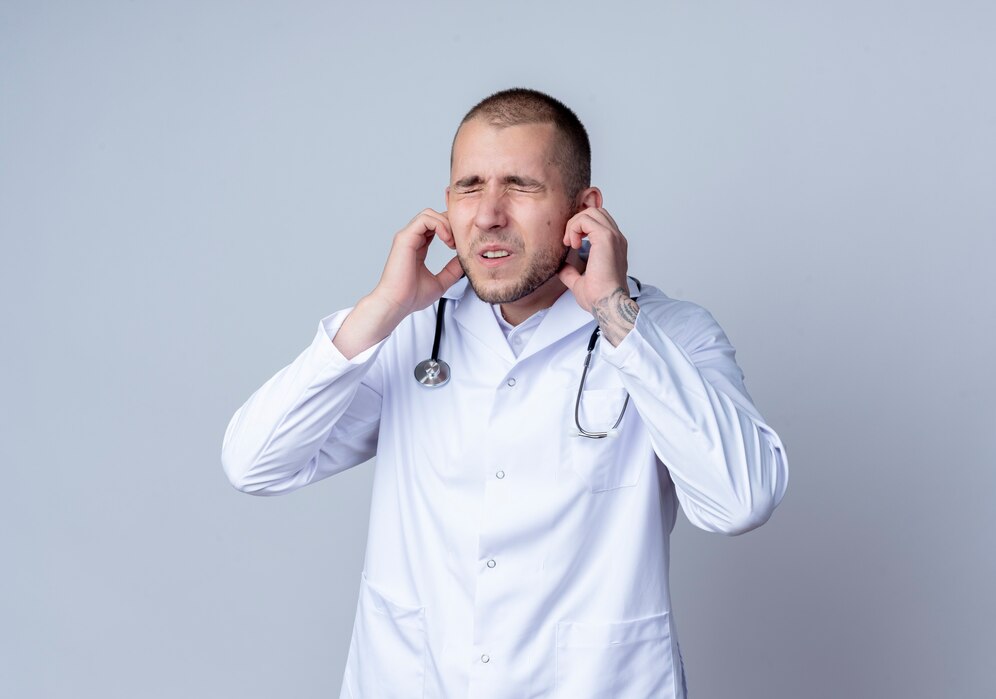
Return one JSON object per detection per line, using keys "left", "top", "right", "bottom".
{"left": 558, "top": 207, "right": 640, "bottom": 346}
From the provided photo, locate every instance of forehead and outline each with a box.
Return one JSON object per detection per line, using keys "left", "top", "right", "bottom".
{"left": 451, "top": 119, "right": 560, "bottom": 180}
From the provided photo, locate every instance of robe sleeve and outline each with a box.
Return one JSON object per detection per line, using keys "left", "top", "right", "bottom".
{"left": 220, "top": 309, "right": 386, "bottom": 495}
{"left": 599, "top": 291, "right": 789, "bottom": 535}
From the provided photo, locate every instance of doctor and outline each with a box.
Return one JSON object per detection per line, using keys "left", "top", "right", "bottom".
{"left": 222, "top": 88, "right": 788, "bottom": 698}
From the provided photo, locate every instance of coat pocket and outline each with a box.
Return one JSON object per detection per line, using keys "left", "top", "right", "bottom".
{"left": 569, "top": 387, "right": 640, "bottom": 492}
{"left": 555, "top": 612, "right": 676, "bottom": 698}
{"left": 342, "top": 572, "right": 426, "bottom": 699}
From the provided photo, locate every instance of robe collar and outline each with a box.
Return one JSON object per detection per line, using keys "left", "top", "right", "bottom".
{"left": 441, "top": 276, "right": 641, "bottom": 364}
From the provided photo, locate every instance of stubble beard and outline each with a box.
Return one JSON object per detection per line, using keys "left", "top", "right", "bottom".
{"left": 459, "top": 241, "right": 570, "bottom": 305}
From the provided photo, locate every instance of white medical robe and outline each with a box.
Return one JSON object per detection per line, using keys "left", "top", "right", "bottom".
{"left": 221, "top": 277, "right": 789, "bottom": 698}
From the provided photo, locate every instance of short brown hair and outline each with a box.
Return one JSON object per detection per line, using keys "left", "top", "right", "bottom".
{"left": 453, "top": 88, "right": 591, "bottom": 201}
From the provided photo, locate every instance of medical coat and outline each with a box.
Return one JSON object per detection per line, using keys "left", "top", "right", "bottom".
{"left": 221, "top": 277, "right": 789, "bottom": 698}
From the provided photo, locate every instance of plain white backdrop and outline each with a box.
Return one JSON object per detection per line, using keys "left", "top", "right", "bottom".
{"left": 2, "top": 1, "right": 993, "bottom": 697}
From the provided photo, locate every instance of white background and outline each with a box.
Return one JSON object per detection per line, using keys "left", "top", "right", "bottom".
{"left": 2, "top": 1, "right": 994, "bottom": 697}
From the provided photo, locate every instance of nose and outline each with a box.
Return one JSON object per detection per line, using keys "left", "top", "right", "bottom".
{"left": 472, "top": 186, "right": 507, "bottom": 231}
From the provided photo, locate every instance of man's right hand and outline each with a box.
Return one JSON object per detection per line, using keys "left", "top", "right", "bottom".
{"left": 333, "top": 209, "right": 464, "bottom": 359}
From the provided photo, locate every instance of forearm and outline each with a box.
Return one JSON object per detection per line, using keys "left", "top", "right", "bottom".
{"left": 333, "top": 293, "right": 408, "bottom": 360}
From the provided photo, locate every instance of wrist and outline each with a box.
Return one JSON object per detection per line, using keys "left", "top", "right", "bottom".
{"left": 592, "top": 287, "right": 640, "bottom": 347}
{"left": 360, "top": 291, "right": 410, "bottom": 331}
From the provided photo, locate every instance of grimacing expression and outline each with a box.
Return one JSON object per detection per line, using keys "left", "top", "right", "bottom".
{"left": 446, "top": 119, "right": 575, "bottom": 305}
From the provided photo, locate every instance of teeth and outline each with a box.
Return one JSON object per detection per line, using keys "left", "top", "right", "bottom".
{"left": 482, "top": 251, "right": 510, "bottom": 259}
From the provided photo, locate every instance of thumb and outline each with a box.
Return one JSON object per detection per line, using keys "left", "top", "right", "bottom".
{"left": 434, "top": 255, "right": 465, "bottom": 292}
{"left": 557, "top": 264, "right": 582, "bottom": 290}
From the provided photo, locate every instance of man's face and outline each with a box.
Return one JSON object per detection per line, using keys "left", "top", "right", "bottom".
{"left": 446, "top": 119, "right": 575, "bottom": 305}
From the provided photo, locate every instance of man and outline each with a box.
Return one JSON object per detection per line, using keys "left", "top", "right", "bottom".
{"left": 222, "top": 88, "right": 788, "bottom": 698}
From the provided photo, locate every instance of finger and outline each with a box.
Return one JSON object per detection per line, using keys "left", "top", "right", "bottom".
{"left": 581, "top": 207, "right": 612, "bottom": 230}
{"left": 435, "top": 210, "right": 455, "bottom": 249}
{"left": 563, "top": 211, "right": 583, "bottom": 246}
{"left": 563, "top": 212, "right": 590, "bottom": 248}
{"left": 403, "top": 209, "right": 452, "bottom": 249}
{"left": 576, "top": 212, "right": 626, "bottom": 251}
{"left": 598, "top": 207, "right": 622, "bottom": 234}
{"left": 434, "top": 255, "right": 464, "bottom": 291}
{"left": 564, "top": 212, "right": 605, "bottom": 248}
{"left": 419, "top": 210, "right": 453, "bottom": 243}
{"left": 582, "top": 209, "right": 622, "bottom": 237}
{"left": 396, "top": 224, "right": 432, "bottom": 254}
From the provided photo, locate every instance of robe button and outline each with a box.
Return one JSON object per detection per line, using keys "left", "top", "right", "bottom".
{"left": 506, "top": 378, "right": 516, "bottom": 387}
{"left": 481, "top": 654, "right": 490, "bottom": 663}
{"left": 496, "top": 470, "right": 505, "bottom": 479}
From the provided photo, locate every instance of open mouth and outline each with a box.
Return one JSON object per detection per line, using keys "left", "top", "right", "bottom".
{"left": 475, "top": 243, "right": 517, "bottom": 268}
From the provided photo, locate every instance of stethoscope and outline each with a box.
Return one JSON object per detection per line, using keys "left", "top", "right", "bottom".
{"left": 414, "top": 277, "right": 643, "bottom": 440}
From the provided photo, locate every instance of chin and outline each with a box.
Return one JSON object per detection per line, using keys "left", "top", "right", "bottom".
{"left": 459, "top": 246, "right": 568, "bottom": 305}
{"left": 465, "top": 275, "right": 526, "bottom": 305}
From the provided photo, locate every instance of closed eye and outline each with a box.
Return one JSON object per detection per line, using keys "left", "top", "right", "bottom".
{"left": 454, "top": 176, "right": 484, "bottom": 191}
{"left": 504, "top": 176, "right": 543, "bottom": 192}
{"left": 451, "top": 175, "right": 545, "bottom": 194}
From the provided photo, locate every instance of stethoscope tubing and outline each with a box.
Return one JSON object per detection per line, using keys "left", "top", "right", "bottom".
{"left": 415, "top": 278, "right": 642, "bottom": 438}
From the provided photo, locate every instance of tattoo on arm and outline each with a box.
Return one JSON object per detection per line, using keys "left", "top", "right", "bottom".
{"left": 592, "top": 287, "right": 640, "bottom": 346}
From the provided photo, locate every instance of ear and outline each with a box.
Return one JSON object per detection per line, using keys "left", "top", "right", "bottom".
{"left": 441, "top": 186, "right": 458, "bottom": 250}
{"left": 576, "top": 186, "right": 602, "bottom": 212}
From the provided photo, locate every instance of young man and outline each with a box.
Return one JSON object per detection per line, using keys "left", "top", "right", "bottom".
{"left": 222, "top": 88, "right": 788, "bottom": 698}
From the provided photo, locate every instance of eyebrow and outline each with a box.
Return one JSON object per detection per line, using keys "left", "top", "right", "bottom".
{"left": 453, "top": 175, "right": 484, "bottom": 188}
{"left": 453, "top": 175, "right": 545, "bottom": 189}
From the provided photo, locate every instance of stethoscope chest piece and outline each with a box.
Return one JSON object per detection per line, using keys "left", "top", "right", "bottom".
{"left": 415, "top": 297, "right": 451, "bottom": 388}
{"left": 414, "top": 358, "right": 450, "bottom": 387}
